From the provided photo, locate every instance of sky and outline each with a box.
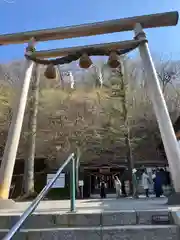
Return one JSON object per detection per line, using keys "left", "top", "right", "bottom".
{"left": 0, "top": 0, "right": 179, "bottom": 63}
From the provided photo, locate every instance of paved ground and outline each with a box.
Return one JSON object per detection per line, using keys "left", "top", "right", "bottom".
{"left": 1, "top": 196, "right": 179, "bottom": 215}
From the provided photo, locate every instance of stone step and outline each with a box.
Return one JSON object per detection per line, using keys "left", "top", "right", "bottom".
{"left": 0, "top": 210, "right": 172, "bottom": 229}
{"left": 0, "top": 225, "right": 179, "bottom": 240}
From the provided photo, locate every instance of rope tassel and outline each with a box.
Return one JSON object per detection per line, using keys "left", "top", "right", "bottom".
{"left": 79, "top": 53, "right": 92, "bottom": 69}
{"left": 44, "top": 63, "right": 56, "bottom": 79}
{"left": 108, "top": 51, "right": 121, "bottom": 68}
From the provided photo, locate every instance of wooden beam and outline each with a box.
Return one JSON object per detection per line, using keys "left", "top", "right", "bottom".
{"left": 0, "top": 11, "right": 178, "bottom": 45}
{"left": 33, "top": 39, "right": 142, "bottom": 58}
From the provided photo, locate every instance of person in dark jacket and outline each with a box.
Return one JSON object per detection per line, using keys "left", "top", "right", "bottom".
{"left": 154, "top": 169, "right": 163, "bottom": 197}
{"left": 162, "top": 167, "right": 172, "bottom": 196}
{"left": 100, "top": 180, "right": 107, "bottom": 198}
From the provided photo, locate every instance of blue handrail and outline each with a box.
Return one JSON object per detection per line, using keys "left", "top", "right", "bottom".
{"left": 3, "top": 153, "right": 76, "bottom": 240}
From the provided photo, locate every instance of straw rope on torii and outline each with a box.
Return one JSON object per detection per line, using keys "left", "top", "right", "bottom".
{"left": 25, "top": 39, "right": 143, "bottom": 81}
{"left": 0, "top": 11, "right": 180, "bottom": 204}
{"left": 25, "top": 43, "right": 140, "bottom": 65}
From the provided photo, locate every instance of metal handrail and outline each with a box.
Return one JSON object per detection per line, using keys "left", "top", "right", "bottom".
{"left": 3, "top": 153, "right": 75, "bottom": 240}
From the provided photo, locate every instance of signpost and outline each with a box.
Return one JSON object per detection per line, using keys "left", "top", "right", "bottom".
{"left": 46, "top": 173, "right": 65, "bottom": 188}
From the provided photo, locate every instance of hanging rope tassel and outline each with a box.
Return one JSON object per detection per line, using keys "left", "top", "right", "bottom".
{"left": 79, "top": 53, "right": 92, "bottom": 69}
{"left": 44, "top": 63, "right": 57, "bottom": 79}
{"left": 108, "top": 51, "right": 121, "bottom": 68}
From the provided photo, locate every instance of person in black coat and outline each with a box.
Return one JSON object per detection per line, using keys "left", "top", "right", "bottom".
{"left": 100, "top": 180, "right": 107, "bottom": 198}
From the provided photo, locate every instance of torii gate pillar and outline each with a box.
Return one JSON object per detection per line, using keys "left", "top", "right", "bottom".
{"left": 134, "top": 23, "right": 180, "bottom": 203}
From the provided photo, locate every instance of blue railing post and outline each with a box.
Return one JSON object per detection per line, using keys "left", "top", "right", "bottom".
{"left": 70, "top": 157, "right": 76, "bottom": 211}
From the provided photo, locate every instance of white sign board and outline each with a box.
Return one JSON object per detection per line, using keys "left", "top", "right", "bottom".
{"left": 78, "top": 180, "right": 84, "bottom": 186}
{"left": 47, "top": 173, "right": 65, "bottom": 188}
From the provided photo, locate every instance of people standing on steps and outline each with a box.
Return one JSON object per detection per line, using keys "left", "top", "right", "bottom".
{"left": 152, "top": 169, "right": 156, "bottom": 195}
{"left": 100, "top": 178, "right": 107, "bottom": 199}
{"left": 114, "top": 175, "right": 122, "bottom": 198}
{"left": 154, "top": 168, "right": 163, "bottom": 197}
{"left": 163, "top": 167, "right": 172, "bottom": 196}
{"left": 120, "top": 168, "right": 127, "bottom": 197}
{"left": 132, "top": 168, "right": 139, "bottom": 198}
{"left": 142, "top": 168, "right": 151, "bottom": 198}
{"left": 121, "top": 180, "right": 127, "bottom": 197}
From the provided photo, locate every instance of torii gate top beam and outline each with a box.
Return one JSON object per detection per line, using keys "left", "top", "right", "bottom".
{"left": 0, "top": 11, "right": 178, "bottom": 46}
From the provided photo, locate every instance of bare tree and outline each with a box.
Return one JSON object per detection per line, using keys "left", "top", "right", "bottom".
{"left": 117, "top": 59, "right": 134, "bottom": 194}
{"left": 103, "top": 57, "right": 135, "bottom": 194}
{"left": 156, "top": 58, "right": 178, "bottom": 93}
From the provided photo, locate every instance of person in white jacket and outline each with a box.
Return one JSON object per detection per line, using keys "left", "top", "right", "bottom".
{"left": 114, "top": 176, "right": 122, "bottom": 198}
{"left": 142, "top": 169, "right": 150, "bottom": 197}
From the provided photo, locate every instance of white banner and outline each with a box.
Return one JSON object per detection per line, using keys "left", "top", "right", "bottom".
{"left": 47, "top": 173, "right": 65, "bottom": 188}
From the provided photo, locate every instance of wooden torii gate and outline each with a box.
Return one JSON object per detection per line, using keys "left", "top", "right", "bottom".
{"left": 0, "top": 11, "right": 179, "bottom": 202}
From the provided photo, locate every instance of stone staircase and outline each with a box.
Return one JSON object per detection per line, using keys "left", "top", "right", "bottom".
{"left": 0, "top": 209, "right": 179, "bottom": 239}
